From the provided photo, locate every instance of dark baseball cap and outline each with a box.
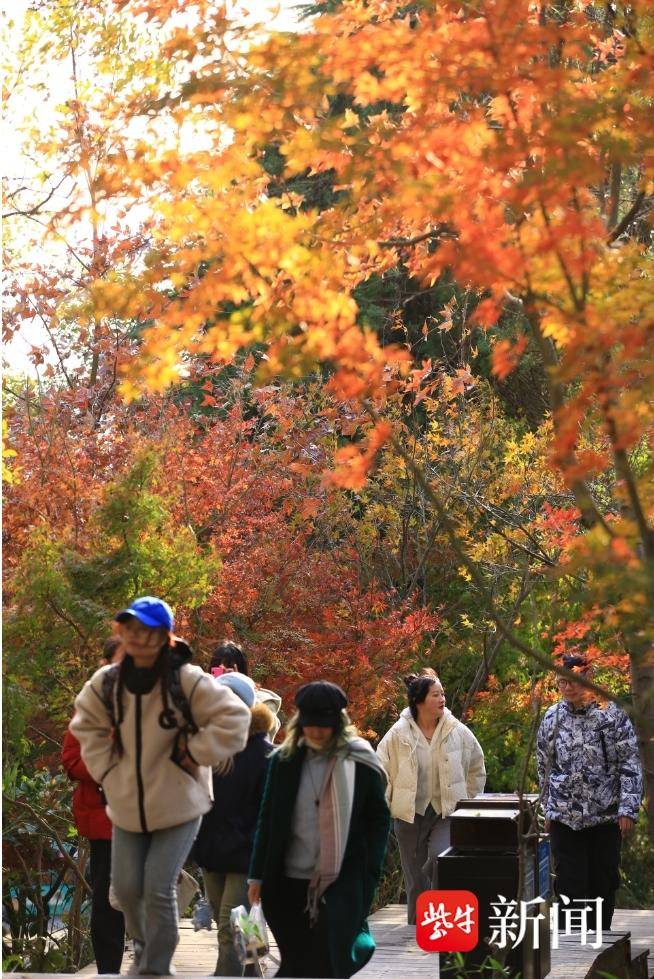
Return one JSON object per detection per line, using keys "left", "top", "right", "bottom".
{"left": 114, "top": 596, "right": 174, "bottom": 631}
{"left": 295, "top": 681, "right": 348, "bottom": 728}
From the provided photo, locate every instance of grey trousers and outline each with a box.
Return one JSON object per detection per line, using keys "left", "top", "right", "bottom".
{"left": 112, "top": 817, "right": 201, "bottom": 975}
{"left": 394, "top": 805, "right": 451, "bottom": 925}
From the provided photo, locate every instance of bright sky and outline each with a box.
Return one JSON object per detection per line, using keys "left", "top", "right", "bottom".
{"left": 3, "top": 0, "right": 302, "bottom": 378}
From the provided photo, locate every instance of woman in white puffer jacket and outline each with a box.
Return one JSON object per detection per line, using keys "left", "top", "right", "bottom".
{"left": 376, "top": 671, "right": 486, "bottom": 923}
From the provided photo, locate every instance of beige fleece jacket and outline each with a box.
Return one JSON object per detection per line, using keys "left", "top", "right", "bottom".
{"left": 376, "top": 707, "right": 486, "bottom": 823}
{"left": 70, "top": 663, "right": 251, "bottom": 833}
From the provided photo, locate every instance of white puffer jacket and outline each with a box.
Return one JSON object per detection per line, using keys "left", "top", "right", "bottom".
{"left": 376, "top": 707, "right": 486, "bottom": 823}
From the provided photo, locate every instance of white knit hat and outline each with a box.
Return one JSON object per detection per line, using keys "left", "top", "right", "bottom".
{"left": 216, "top": 672, "right": 256, "bottom": 708}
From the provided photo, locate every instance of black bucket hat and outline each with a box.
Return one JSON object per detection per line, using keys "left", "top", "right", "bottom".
{"left": 295, "top": 681, "right": 348, "bottom": 728}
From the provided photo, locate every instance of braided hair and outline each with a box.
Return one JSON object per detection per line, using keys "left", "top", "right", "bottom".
{"left": 158, "top": 648, "right": 182, "bottom": 730}
{"left": 404, "top": 672, "right": 439, "bottom": 721}
{"left": 111, "top": 656, "right": 129, "bottom": 758}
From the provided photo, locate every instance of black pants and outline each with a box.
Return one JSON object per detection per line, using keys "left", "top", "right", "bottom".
{"left": 549, "top": 821, "right": 621, "bottom": 932}
{"left": 89, "top": 839, "right": 125, "bottom": 974}
{"left": 266, "top": 877, "right": 332, "bottom": 978}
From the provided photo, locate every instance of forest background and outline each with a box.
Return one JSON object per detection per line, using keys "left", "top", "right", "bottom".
{"left": 3, "top": 0, "right": 654, "bottom": 971}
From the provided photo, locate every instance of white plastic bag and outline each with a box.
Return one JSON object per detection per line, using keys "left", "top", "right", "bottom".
{"left": 230, "top": 903, "right": 269, "bottom": 966}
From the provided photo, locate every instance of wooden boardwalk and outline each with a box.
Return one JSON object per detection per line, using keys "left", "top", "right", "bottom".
{"left": 14, "top": 904, "right": 653, "bottom": 979}
{"left": 76, "top": 904, "right": 434, "bottom": 978}
{"left": 602, "top": 911, "right": 654, "bottom": 979}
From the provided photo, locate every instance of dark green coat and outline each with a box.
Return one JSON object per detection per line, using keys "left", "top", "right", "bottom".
{"left": 249, "top": 747, "right": 390, "bottom": 978}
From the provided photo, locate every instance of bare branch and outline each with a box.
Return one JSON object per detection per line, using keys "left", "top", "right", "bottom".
{"left": 379, "top": 224, "right": 454, "bottom": 249}
{"left": 3, "top": 795, "right": 92, "bottom": 895}
{"left": 608, "top": 190, "right": 651, "bottom": 243}
{"left": 3, "top": 174, "right": 71, "bottom": 220}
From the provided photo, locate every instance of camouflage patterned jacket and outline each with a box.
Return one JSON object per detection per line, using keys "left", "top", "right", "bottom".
{"left": 537, "top": 700, "right": 643, "bottom": 830}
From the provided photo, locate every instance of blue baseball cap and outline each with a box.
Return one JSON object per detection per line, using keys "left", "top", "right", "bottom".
{"left": 115, "top": 596, "right": 174, "bottom": 630}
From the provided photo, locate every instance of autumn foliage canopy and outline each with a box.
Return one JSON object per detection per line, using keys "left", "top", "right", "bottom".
{"left": 3, "top": 0, "right": 654, "bottom": 842}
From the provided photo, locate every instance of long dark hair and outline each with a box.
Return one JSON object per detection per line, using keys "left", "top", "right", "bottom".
{"left": 404, "top": 672, "right": 438, "bottom": 721}
{"left": 211, "top": 641, "right": 249, "bottom": 676}
{"left": 102, "top": 637, "right": 122, "bottom": 664}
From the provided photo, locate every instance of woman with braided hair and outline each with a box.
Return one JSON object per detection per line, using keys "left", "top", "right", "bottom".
{"left": 71, "top": 597, "right": 251, "bottom": 976}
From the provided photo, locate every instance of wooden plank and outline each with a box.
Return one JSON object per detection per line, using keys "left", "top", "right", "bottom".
{"left": 549, "top": 934, "right": 627, "bottom": 979}
{"left": 360, "top": 904, "right": 433, "bottom": 979}
{"left": 612, "top": 910, "right": 654, "bottom": 979}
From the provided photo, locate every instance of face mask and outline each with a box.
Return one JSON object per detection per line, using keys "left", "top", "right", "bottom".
{"left": 303, "top": 732, "right": 335, "bottom": 751}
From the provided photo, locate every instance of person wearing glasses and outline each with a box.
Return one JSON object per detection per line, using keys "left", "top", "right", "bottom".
{"left": 71, "top": 597, "right": 251, "bottom": 976}
{"left": 537, "top": 654, "right": 643, "bottom": 932}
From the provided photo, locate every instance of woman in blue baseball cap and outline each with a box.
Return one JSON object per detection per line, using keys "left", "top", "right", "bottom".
{"left": 71, "top": 597, "right": 252, "bottom": 975}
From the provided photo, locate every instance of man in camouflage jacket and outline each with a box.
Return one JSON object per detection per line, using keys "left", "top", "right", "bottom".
{"left": 537, "top": 655, "right": 643, "bottom": 931}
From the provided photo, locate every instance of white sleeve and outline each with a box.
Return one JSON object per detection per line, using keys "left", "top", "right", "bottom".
{"left": 376, "top": 730, "right": 395, "bottom": 802}
{"left": 465, "top": 730, "right": 486, "bottom": 798}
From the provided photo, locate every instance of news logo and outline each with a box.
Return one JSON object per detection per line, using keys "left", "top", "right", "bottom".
{"left": 416, "top": 891, "right": 605, "bottom": 953}
{"left": 416, "top": 890, "right": 479, "bottom": 952}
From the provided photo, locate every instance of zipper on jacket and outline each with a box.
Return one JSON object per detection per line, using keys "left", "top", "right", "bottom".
{"left": 135, "top": 694, "right": 148, "bottom": 833}
{"left": 599, "top": 729, "right": 609, "bottom": 772}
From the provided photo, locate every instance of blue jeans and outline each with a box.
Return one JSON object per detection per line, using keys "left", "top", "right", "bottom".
{"left": 112, "top": 818, "right": 201, "bottom": 975}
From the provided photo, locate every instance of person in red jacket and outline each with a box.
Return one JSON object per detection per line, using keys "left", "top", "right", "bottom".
{"left": 62, "top": 638, "right": 125, "bottom": 974}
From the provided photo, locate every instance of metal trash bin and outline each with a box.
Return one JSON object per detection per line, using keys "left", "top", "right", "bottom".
{"left": 437, "top": 794, "right": 551, "bottom": 979}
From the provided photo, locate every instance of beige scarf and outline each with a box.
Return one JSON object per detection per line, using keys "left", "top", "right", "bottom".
{"left": 306, "top": 738, "right": 386, "bottom": 923}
